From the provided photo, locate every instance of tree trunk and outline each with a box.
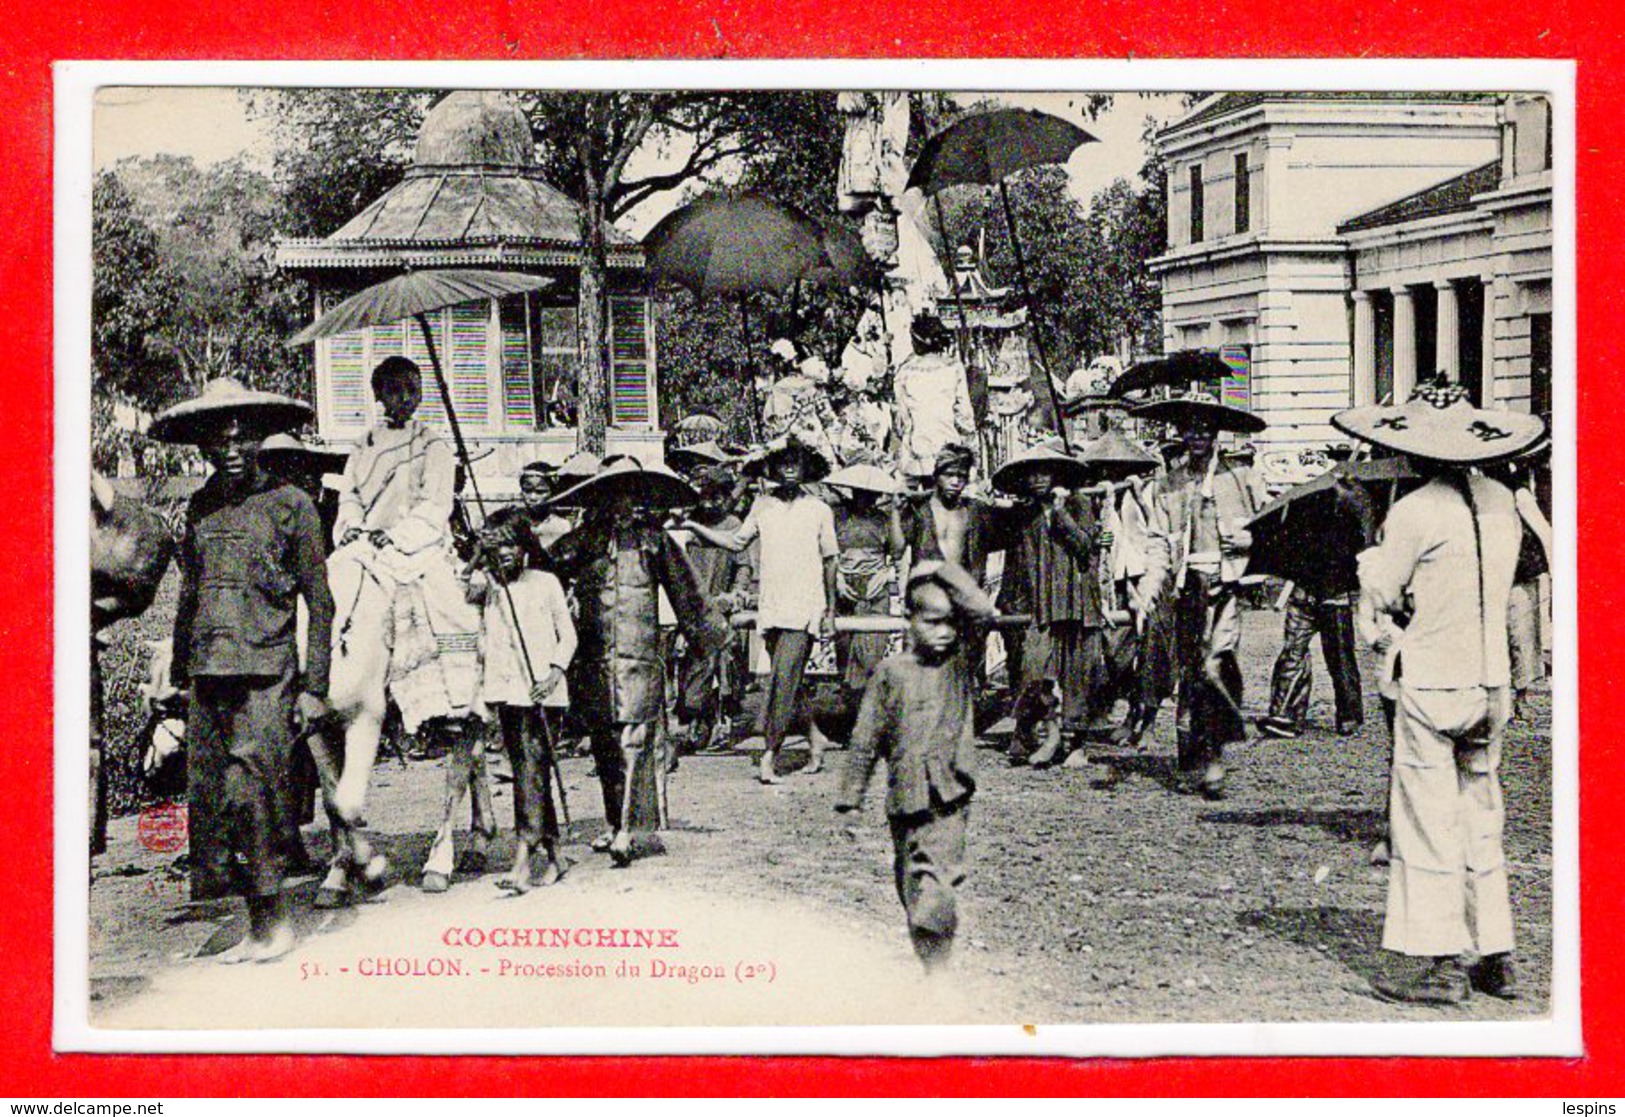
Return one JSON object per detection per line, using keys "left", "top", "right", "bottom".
{"left": 577, "top": 195, "right": 609, "bottom": 457}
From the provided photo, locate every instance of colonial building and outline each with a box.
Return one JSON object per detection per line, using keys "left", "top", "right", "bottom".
{"left": 275, "top": 91, "right": 663, "bottom": 487}
{"left": 1149, "top": 92, "right": 1553, "bottom": 448}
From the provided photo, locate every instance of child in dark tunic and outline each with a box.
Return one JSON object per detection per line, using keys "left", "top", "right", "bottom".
{"left": 836, "top": 561, "right": 995, "bottom": 973}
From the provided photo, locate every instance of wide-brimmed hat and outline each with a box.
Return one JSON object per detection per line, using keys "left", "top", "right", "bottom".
{"left": 556, "top": 450, "right": 602, "bottom": 482}
{"left": 1332, "top": 379, "right": 1546, "bottom": 464}
{"left": 992, "top": 439, "right": 1093, "bottom": 495}
{"left": 1131, "top": 393, "right": 1266, "bottom": 435}
{"left": 667, "top": 440, "right": 737, "bottom": 472}
{"left": 258, "top": 433, "right": 351, "bottom": 472}
{"left": 547, "top": 456, "right": 698, "bottom": 511}
{"left": 743, "top": 437, "right": 831, "bottom": 483}
{"left": 825, "top": 462, "right": 901, "bottom": 496}
{"left": 1076, "top": 429, "right": 1160, "bottom": 482}
{"left": 149, "top": 378, "right": 313, "bottom": 445}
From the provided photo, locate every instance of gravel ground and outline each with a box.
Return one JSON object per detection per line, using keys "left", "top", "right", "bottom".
{"left": 87, "top": 605, "right": 1553, "bottom": 1030}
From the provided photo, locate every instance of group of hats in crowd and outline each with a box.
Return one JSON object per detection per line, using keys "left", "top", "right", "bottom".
{"left": 147, "top": 369, "right": 1549, "bottom": 502}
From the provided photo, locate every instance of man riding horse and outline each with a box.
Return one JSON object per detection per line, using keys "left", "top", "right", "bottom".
{"left": 317, "top": 356, "right": 486, "bottom": 906}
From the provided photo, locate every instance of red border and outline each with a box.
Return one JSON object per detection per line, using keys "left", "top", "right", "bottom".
{"left": 11, "top": 2, "right": 1620, "bottom": 1097}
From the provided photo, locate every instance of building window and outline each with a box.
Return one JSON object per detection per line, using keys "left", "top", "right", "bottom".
{"left": 1233, "top": 153, "right": 1250, "bottom": 234}
{"left": 1189, "top": 164, "right": 1204, "bottom": 243}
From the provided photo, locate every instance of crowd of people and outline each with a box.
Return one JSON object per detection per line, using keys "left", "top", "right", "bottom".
{"left": 130, "top": 338, "right": 1552, "bottom": 1007}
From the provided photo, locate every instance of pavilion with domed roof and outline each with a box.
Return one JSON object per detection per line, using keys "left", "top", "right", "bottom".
{"left": 275, "top": 90, "right": 662, "bottom": 485}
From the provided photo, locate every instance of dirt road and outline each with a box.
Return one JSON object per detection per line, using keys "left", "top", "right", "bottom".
{"left": 86, "top": 610, "right": 1553, "bottom": 1035}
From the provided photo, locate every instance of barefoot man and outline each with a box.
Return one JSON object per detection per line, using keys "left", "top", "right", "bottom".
{"left": 153, "top": 379, "right": 334, "bottom": 963}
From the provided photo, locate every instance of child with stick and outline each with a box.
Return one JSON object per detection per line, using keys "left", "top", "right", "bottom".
{"left": 835, "top": 561, "right": 995, "bottom": 974}
{"left": 466, "top": 507, "right": 577, "bottom": 893}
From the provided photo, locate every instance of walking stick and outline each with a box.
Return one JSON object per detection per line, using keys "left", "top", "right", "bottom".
{"left": 415, "top": 314, "right": 566, "bottom": 823}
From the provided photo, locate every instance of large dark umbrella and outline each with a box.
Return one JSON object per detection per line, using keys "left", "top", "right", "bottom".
{"left": 1245, "top": 457, "right": 1419, "bottom": 586}
{"left": 644, "top": 192, "right": 844, "bottom": 442}
{"left": 907, "top": 108, "right": 1098, "bottom": 451}
{"left": 288, "top": 267, "right": 554, "bottom": 689}
{"left": 1108, "top": 349, "right": 1235, "bottom": 398}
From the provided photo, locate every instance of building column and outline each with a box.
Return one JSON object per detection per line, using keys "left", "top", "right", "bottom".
{"left": 1351, "top": 290, "right": 1375, "bottom": 407}
{"left": 1391, "top": 285, "right": 1417, "bottom": 403}
{"left": 1434, "top": 279, "right": 1460, "bottom": 383}
{"left": 1481, "top": 274, "right": 1499, "bottom": 405}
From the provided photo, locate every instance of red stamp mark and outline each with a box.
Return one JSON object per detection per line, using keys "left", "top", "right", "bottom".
{"left": 137, "top": 801, "right": 188, "bottom": 853}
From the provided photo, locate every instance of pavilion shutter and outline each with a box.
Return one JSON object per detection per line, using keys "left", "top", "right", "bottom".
{"left": 323, "top": 328, "right": 370, "bottom": 432}
{"left": 609, "top": 295, "right": 653, "bottom": 427}
{"left": 499, "top": 296, "right": 537, "bottom": 429}
{"left": 448, "top": 301, "right": 492, "bottom": 430}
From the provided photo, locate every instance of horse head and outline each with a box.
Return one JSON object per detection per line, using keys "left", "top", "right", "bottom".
{"left": 90, "top": 471, "right": 175, "bottom": 632}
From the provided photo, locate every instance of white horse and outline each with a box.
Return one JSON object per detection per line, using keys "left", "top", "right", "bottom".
{"left": 313, "top": 542, "right": 493, "bottom": 905}
{"left": 308, "top": 547, "right": 395, "bottom": 905}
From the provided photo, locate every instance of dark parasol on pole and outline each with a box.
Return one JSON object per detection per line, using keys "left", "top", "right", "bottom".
{"left": 1107, "top": 349, "right": 1236, "bottom": 399}
{"left": 643, "top": 192, "right": 858, "bottom": 443}
{"left": 1244, "top": 457, "right": 1419, "bottom": 585}
{"left": 907, "top": 108, "right": 1098, "bottom": 451}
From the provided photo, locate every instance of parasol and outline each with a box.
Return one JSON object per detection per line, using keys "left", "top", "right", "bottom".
{"left": 906, "top": 109, "right": 1099, "bottom": 450}
{"left": 1107, "top": 350, "right": 1235, "bottom": 398}
{"left": 288, "top": 267, "right": 554, "bottom": 694}
{"left": 644, "top": 192, "right": 846, "bottom": 442}
{"left": 1244, "top": 457, "right": 1418, "bottom": 587}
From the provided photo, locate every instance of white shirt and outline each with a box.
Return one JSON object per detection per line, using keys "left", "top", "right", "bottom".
{"left": 470, "top": 569, "right": 577, "bottom": 708}
{"left": 893, "top": 351, "right": 976, "bottom": 477}
{"left": 334, "top": 422, "right": 455, "bottom": 556}
{"left": 737, "top": 492, "right": 838, "bottom": 633}
{"left": 1358, "top": 474, "right": 1520, "bottom": 690}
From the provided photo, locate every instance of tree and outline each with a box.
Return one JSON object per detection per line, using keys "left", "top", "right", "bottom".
{"left": 92, "top": 171, "right": 178, "bottom": 411}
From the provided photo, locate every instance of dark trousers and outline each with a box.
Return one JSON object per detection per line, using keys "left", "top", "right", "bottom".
{"left": 187, "top": 670, "right": 297, "bottom": 901}
{"left": 890, "top": 798, "right": 970, "bottom": 968}
{"left": 496, "top": 705, "right": 559, "bottom": 849}
{"left": 587, "top": 720, "right": 662, "bottom": 833}
{"left": 759, "top": 628, "right": 813, "bottom": 752}
{"left": 1267, "top": 589, "right": 1363, "bottom": 729}
{"left": 1173, "top": 573, "right": 1246, "bottom": 774}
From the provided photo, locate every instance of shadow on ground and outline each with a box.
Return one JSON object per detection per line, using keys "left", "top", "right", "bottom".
{"left": 1200, "top": 807, "right": 1387, "bottom": 848}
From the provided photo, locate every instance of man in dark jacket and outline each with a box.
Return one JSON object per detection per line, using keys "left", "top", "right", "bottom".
{"left": 158, "top": 379, "right": 334, "bottom": 963}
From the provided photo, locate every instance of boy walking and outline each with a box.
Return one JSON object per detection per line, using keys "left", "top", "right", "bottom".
{"left": 466, "top": 508, "right": 577, "bottom": 892}
{"left": 835, "top": 562, "right": 996, "bottom": 974}
{"left": 153, "top": 379, "right": 334, "bottom": 963}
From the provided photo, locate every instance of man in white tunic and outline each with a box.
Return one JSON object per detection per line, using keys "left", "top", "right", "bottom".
{"left": 1340, "top": 379, "right": 1545, "bottom": 1005}
{"left": 328, "top": 356, "right": 490, "bottom": 894}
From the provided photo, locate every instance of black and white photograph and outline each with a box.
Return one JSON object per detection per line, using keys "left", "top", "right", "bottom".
{"left": 58, "top": 62, "right": 1574, "bottom": 1054}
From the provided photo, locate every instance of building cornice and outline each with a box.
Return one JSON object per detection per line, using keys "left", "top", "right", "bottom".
{"left": 1472, "top": 174, "right": 1553, "bottom": 215}
{"left": 1339, "top": 208, "right": 1493, "bottom": 251}
{"left": 275, "top": 239, "right": 646, "bottom": 272}
{"left": 1149, "top": 235, "right": 1347, "bottom": 275}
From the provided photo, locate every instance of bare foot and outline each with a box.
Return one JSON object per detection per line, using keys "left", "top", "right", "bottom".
{"left": 608, "top": 830, "right": 633, "bottom": 867}
{"left": 253, "top": 923, "right": 297, "bottom": 963}
{"left": 495, "top": 876, "right": 532, "bottom": 896}
{"left": 216, "top": 935, "right": 256, "bottom": 966}
{"left": 535, "top": 861, "right": 566, "bottom": 887}
{"left": 758, "top": 753, "right": 782, "bottom": 785}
